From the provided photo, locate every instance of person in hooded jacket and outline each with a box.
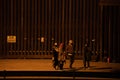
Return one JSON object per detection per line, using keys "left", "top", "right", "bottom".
{"left": 58, "top": 43, "right": 66, "bottom": 70}
{"left": 83, "top": 40, "right": 92, "bottom": 69}
{"left": 52, "top": 43, "right": 59, "bottom": 69}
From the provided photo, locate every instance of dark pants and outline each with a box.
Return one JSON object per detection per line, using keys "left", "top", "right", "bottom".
{"left": 59, "top": 61, "right": 64, "bottom": 70}
{"left": 83, "top": 58, "right": 90, "bottom": 68}
{"left": 53, "top": 59, "right": 58, "bottom": 67}
{"left": 69, "top": 56, "right": 74, "bottom": 68}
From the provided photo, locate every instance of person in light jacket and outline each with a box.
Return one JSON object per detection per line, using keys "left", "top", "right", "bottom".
{"left": 58, "top": 43, "right": 66, "bottom": 70}
{"left": 65, "top": 40, "right": 75, "bottom": 68}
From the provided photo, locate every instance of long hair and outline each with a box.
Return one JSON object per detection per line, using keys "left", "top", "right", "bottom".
{"left": 59, "top": 43, "right": 64, "bottom": 50}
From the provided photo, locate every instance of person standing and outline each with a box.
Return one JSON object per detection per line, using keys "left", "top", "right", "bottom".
{"left": 58, "top": 43, "right": 66, "bottom": 70}
{"left": 52, "top": 43, "right": 59, "bottom": 69}
{"left": 83, "top": 42, "right": 91, "bottom": 69}
{"left": 65, "top": 40, "right": 75, "bottom": 69}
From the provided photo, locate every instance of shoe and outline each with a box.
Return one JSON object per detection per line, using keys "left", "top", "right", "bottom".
{"left": 69, "top": 65, "right": 73, "bottom": 69}
{"left": 56, "top": 66, "right": 59, "bottom": 70}
{"left": 54, "top": 66, "right": 56, "bottom": 69}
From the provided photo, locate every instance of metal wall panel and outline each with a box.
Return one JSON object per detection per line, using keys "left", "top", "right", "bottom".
{"left": 0, "top": 0, "right": 120, "bottom": 62}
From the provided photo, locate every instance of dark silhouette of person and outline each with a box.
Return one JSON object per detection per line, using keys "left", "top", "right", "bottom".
{"left": 52, "top": 43, "right": 59, "bottom": 69}
{"left": 66, "top": 40, "right": 75, "bottom": 68}
{"left": 83, "top": 41, "right": 91, "bottom": 69}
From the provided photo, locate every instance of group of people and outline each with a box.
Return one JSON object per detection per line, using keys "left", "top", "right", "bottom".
{"left": 52, "top": 40, "right": 75, "bottom": 70}
{"left": 52, "top": 39, "right": 92, "bottom": 70}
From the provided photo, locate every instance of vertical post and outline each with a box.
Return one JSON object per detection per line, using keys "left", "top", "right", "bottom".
{"left": 38, "top": 0, "right": 40, "bottom": 55}
{"left": 62, "top": 0, "right": 64, "bottom": 42}
{"left": 108, "top": 7, "right": 111, "bottom": 62}
{"left": 100, "top": 5, "right": 103, "bottom": 61}
{"left": 24, "top": 0, "right": 27, "bottom": 57}
{"left": 21, "top": 0, "right": 23, "bottom": 56}
{"left": 42, "top": 0, "right": 45, "bottom": 55}
{"left": 82, "top": 0, "right": 86, "bottom": 56}
{"left": 10, "top": 0, "right": 13, "bottom": 55}
{"left": 28, "top": 0, "right": 30, "bottom": 56}
{"left": 35, "top": 0, "right": 37, "bottom": 55}
{"left": 80, "top": 0, "right": 83, "bottom": 56}
{"left": 0, "top": 0, "right": 2, "bottom": 57}
{"left": 69, "top": 0, "right": 72, "bottom": 40}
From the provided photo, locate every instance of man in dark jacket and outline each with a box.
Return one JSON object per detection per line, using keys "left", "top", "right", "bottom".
{"left": 52, "top": 43, "right": 59, "bottom": 69}
{"left": 83, "top": 42, "right": 91, "bottom": 69}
